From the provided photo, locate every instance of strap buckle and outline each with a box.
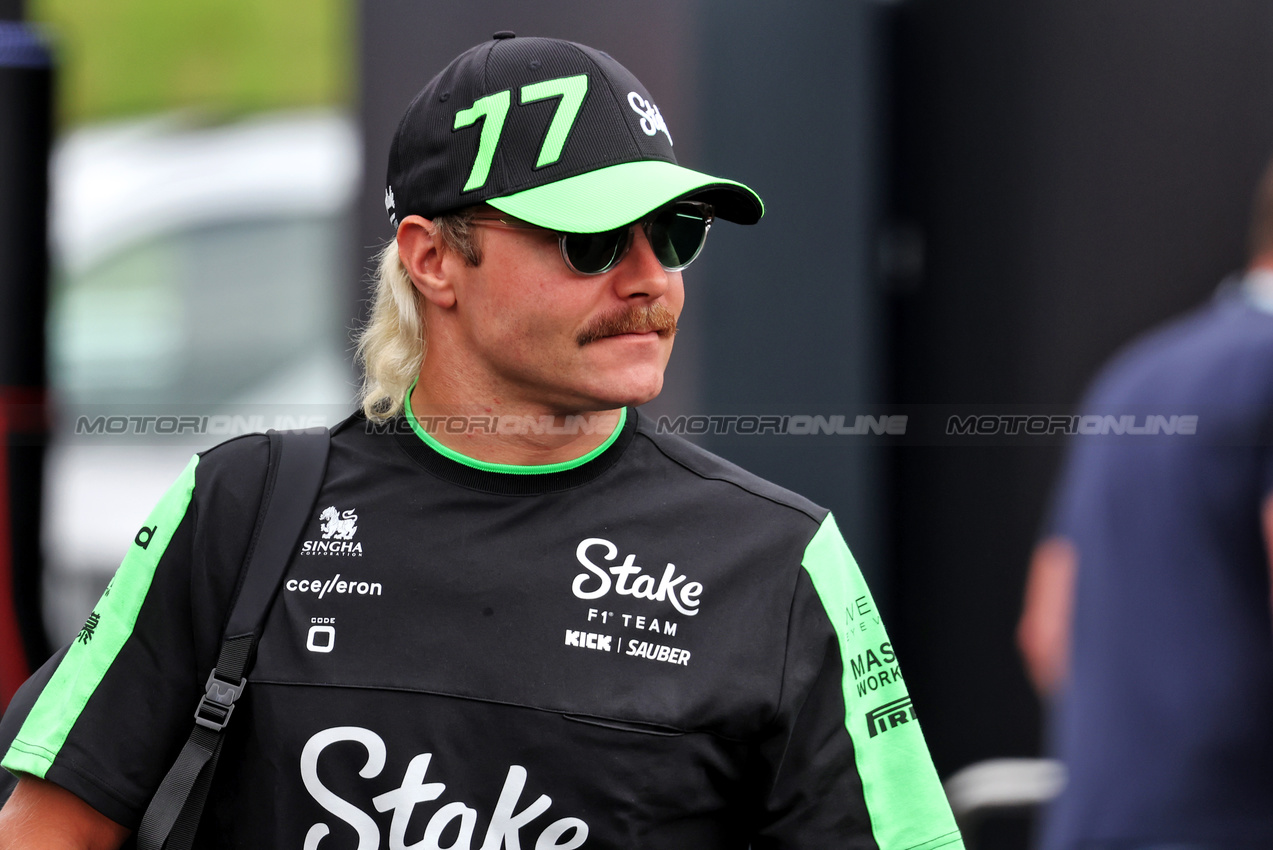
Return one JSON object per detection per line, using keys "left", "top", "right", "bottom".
{"left": 194, "top": 670, "right": 247, "bottom": 732}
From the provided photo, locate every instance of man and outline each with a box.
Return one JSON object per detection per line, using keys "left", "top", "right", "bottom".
{"left": 1, "top": 35, "right": 962, "bottom": 848}
{"left": 1018, "top": 161, "right": 1273, "bottom": 848}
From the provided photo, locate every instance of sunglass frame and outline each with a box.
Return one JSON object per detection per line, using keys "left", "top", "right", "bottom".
{"left": 467, "top": 201, "right": 714, "bottom": 275}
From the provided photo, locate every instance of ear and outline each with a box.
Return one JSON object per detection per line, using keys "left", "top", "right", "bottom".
{"left": 397, "top": 215, "right": 457, "bottom": 309}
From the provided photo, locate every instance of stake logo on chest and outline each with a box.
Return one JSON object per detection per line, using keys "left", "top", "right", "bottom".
{"left": 570, "top": 537, "right": 703, "bottom": 616}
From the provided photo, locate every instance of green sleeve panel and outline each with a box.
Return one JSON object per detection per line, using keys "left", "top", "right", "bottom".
{"left": 801, "top": 513, "right": 964, "bottom": 850}
{"left": 2, "top": 454, "right": 199, "bottom": 778}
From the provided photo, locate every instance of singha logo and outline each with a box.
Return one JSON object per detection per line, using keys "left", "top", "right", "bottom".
{"left": 319, "top": 506, "right": 358, "bottom": 541}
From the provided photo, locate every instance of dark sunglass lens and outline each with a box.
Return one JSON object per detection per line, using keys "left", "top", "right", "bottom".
{"left": 563, "top": 228, "right": 630, "bottom": 274}
{"left": 649, "top": 205, "right": 710, "bottom": 270}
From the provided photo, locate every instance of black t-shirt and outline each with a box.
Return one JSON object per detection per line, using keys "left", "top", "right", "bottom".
{"left": 4, "top": 409, "right": 961, "bottom": 849}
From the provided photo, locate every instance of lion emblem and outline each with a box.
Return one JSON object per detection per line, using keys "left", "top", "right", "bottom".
{"left": 319, "top": 506, "right": 358, "bottom": 540}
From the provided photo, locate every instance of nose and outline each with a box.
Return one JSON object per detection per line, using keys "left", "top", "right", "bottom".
{"left": 612, "top": 225, "right": 673, "bottom": 300}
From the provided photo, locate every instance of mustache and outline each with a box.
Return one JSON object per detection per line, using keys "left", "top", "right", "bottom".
{"left": 576, "top": 304, "right": 679, "bottom": 346}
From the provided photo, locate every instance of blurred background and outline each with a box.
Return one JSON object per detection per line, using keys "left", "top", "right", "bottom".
{"left": 3, "top": 1, "right": 1273, "bottom": 847}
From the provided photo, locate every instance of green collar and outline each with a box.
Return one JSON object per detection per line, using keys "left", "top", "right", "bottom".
{"left": 403, "top": 383, "right": 628, "bottom": 476}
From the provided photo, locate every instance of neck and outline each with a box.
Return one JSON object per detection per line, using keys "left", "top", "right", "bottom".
{"left": 408, "top": 378, "right": 624, "bottom": 467}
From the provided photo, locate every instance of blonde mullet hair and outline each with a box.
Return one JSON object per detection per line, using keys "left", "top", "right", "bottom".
{"left": 355, "top": 211, "right": 482, "bottom": 421}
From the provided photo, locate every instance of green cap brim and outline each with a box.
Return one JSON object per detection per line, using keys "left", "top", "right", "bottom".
{"left": 487, "top": 160, "right": 763, "bottom": 233}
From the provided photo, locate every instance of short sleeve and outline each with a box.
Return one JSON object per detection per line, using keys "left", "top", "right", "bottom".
{"left": 754, "top": 512, "right": 964, "bottom": 850}
{"left": 1, "top": 435, "right": 269, "bottom": 827}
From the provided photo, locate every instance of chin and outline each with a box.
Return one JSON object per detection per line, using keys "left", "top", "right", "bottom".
{"left": 589, "top": 373, "right": 664, "bottom": 409}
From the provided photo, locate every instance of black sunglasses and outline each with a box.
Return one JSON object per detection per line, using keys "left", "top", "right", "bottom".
{"left": 469, "top": 200, "right": 714, "bottom": 276}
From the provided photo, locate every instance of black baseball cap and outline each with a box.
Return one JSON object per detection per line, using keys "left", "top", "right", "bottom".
{"left": 386, "top": 32, "right": 763, "bottom": 234}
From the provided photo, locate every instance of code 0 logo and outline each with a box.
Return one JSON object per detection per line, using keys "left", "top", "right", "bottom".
{"left": 865, "top": 696, "right": 917, "bottom": 738}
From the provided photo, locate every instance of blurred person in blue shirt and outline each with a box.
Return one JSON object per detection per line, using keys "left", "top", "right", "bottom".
{"left": 1018, "top": 160, "right": 1273, "bottom": 850}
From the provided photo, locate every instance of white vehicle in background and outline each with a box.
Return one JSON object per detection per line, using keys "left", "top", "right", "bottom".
{"left": 42, "top": 110, "right": 360, "bottom": 642}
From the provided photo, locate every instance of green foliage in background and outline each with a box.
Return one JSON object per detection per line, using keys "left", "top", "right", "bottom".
{"left": 30, "top": 0, "right": 353, "bottom": 126}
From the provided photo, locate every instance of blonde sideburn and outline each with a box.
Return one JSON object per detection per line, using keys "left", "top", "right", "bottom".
{"left": 354, "top": 211, "right": 481, "bottom": 421}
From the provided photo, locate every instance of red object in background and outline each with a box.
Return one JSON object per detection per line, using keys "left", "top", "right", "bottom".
{"left": 0, "top": 393, "right": 31, "bottom": 707}
{"left": 2, "top": 21, "right": 55, "bottom": 711}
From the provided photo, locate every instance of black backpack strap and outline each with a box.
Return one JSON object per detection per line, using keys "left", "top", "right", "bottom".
{"left": 135, "top": 428, "right": 330, "bottom": 850}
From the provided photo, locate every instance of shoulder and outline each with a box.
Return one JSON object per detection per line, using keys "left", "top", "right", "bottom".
{"left": 1083, "top": 293, "right": 1273, "bottom": 406}
{"left": 192, "top": 433, "right": 272, "bottom": 510}
{"left": 197, "top": 431, "right": 272, "bottom": 467}
{"left": 632, "top": 413, "right": 827, "bottom": 527}
{"left": 193, "top": 415, "right": 353, "bottom": 501}
{"left": 189, "top": 414, "right": 362, "bottom": 518}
